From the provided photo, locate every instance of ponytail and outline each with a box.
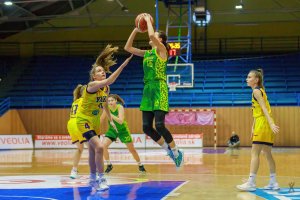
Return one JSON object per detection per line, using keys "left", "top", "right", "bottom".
{"left": 73, "top": 84, "right": 85, "bottom": 101}
{"left": 250, "top": 68, "right": 264, "bottom": 89}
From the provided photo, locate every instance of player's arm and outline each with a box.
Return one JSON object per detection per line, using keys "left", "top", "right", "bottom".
{"left": 144, "top": 14, "right": 167, "bottom": 60}
{"left": 102, "top": 100, "right": 118, "bottom": 133}
{"left": 124, "top": 28, "right": 146, "bottom": 57}
{"left": 111, "top": 105, "right": 124, "bottom": 125}
{"left": 87, "top": 55, "right": 133, "bottom": 93}
{"left": 253, "top": 89, "right": 279, "bottom": 134}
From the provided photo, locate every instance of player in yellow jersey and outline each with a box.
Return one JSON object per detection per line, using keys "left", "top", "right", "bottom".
{"left": 237, "top": 69, "right": 280, "bottom": 192}
{"left": 125, "top": 13, "right": 184, "bottom": 169}
{"left": 76, "top": 45, "right": 133, "bottom": 191}
{"left": 67, "top": 84, "right": 87, "bottom": 179}
{"left": 100, "top": 94, "right": 146, "bottom": 174}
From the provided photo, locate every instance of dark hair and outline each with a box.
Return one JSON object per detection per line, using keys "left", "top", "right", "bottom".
{"left": 90, "top": 44, "right": 118, "bottom": 81}
{"left": 73, "top": 84, "right": 86, "bottom": 101}
{"left": 250, "top": 68, "right": 264, "bottom": 89}
{"left": 108, "top": 94, "right": 125, "bottom": 106}
{"left": 157, "top": 30, "right": 171, "bottom": 53}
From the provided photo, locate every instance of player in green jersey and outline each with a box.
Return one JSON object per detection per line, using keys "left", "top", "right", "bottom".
{"left": 124, "top": 14, "right": 184, "bottom": 168}
{"left": 100, "top": 94, "right": 146, "bottom": 174}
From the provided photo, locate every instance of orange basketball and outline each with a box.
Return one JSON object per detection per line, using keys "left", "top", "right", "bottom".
{"left": 135, "top": 13, "right": 153, "bottom": 32}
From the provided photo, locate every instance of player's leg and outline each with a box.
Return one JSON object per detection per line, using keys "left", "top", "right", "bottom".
{"left": 125, "top": 142, "right": 146, "bottom": 173}
{"left": 262, "top": 145, "right": 280, "bottom": 190}
{"left": 103, "top": 136, "right": 114, "bottom": 173}
{"left": 154, "top": 110, "right": 184, "bottom": 168}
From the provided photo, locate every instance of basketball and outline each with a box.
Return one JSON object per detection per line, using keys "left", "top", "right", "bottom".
{"left": 135, "top": 13, "right": 153, "bottom": 32}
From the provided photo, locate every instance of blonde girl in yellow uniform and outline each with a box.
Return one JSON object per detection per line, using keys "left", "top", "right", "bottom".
{"left": 67, "top": 84, "right": 88, "bottom": 179}
{"left": 237, "top": 69, "right": 280, "bottom": 192}
{"left": 76, "top": 45, "right": 133, "bottom": 191}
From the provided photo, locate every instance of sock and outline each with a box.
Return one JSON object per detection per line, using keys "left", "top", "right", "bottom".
{"left": 137, "top": 161, "right": 142, "bottom": 166}
{"left": 161, "top": 142, "right": 171, "bottom": 153}
{"left": 72, "top": 167, "right": 78, "bottom": 171}
{"left": 90, "top": 173, "right": 97, "bottom": 181}
{"left": 106, "top": 160, "right": 112, "bottom": 165}
{"left": 171, "top": 146, "right": 179, "bottom": 158}
{"left": 98, "top": 173, "right": 104, "bottom": 179}
{"left": 249, "top": 173, "right": 256, "bottom": 184}
{"left": 270, "top": 173, "right": 277, "bottom": 183}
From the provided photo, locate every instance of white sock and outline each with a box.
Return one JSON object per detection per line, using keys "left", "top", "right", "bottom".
{"left": 90, "top": 173, "right": 97, "bottom": 180}
{"left": 270, "top": 173, "right": 277, "bottom": 183}
{"left": 161, "top": 142, "right": 170, "bottom": 153}
{"left": 98, "top": 173, "right": 104, "bottom": 179}
{"left": 72, "top": 167, "right": 78, "bottom": 171}
{"left": 171, "top": 147, "right": 179, "bottom": 158}
{"left": 249, "top": 173, "right": 256, "bottom": 184}
{"left": 106, "top": 160, "right": 112, "bottom": 165}
{"left": 137, "top": 161, "right": 142, "bottom": 166}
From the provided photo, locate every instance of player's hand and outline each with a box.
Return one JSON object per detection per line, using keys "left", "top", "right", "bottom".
{"left": 134, "top": 27, "right": 143, "bottom": 33}
{"left": 271, "top": 123, "right": 280, "bottom": 134}
{"left": 110, "top": 121, "right": 118, "bottom": 133}
{"left": 143, "top": 13, "right": 152, "bottom": 23}
{"left": 123, "top": 54, "right": 133, "bottom": 65}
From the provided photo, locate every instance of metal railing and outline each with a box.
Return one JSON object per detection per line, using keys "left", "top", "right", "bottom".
{"left": 1, "top": 36, "right": 300, "bottom": 57}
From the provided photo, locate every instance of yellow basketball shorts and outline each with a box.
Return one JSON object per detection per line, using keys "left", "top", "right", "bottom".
{"left": 67, "top": 118, "right": 87, "bottom": 144}
{"left": 252, "top": 116, "right": 275, "bottom": 145}
{"left": 76, "top": 115, "right": 101, "bottom": 138}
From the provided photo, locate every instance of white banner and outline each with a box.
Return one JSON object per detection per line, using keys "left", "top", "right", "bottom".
{"left": 35, "top": 135, "right": 75, "bottom": 149}
{"left": 0, "top": 135, "right": 33, "bottom": 149}
{"left": 34, "top": 133, "right": 202, "bottom": 149}
{"left": 109, "top": 134, "right": 145, "bottom": 148}
{"left": 145, "top": 133, "right": 203, "bottom": 148}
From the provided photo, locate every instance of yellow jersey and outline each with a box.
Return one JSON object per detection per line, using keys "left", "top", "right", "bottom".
{"left": 69, "top": 98, "right": 83, "bottom": 119}
{"left": 252, "top": 87, "right": 271, "bottom": 118}
{"left": 77, "top": 86, "right": 108, "bottom": 118}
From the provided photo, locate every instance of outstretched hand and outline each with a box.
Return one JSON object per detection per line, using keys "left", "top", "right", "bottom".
{"left": 122, "top": 54, "right": 133, "bottom": 65}
{"left": 271, "top": 123, "right": 280, "bottom": 134}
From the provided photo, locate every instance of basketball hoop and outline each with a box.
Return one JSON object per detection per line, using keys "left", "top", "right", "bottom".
{"left": 169, "top": 82, "right": 177, "bottom": 91}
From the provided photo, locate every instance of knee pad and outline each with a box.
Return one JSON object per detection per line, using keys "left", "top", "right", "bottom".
{"left": 155, "top": 122, "right": 173, "bottom": 143}
{"left": 143, "top": 124, "right": 153, "bottom": 135}
{"left": 143, "top": 124, "right": 161, "bottom": 142}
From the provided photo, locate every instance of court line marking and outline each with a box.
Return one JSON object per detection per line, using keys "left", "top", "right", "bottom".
{"left": 0, "top": 173, "right": 299, "bottom": 179}
{"left": 161, "top": 180, "right": 189, "bottom": 200}
{"left": 0, "top": 195, "right": 57, "bottom": 200}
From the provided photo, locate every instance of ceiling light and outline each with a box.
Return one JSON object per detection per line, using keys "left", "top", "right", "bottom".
{"left": 4, "top": 1, "right": 13, "bottom": 6}
{"left": 235, "top": 0, "right": 244, "bottom": 10}
{"left": 235, "top": 4, "right": 243, "bottom": 9}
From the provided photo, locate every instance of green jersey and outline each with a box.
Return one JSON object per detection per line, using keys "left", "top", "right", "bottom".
{"left": 140, "top": 48, "right": 169, "bottom": 112}
{"left": 142, "top": 48, "right": 167, "bottom": 83}
{"left": 108, "top": 104, "right": 128, "bottom": 131}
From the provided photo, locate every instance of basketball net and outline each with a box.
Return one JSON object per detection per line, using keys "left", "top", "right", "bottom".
{"left": 169, "top": 82, "right": 177, "bottom": 91}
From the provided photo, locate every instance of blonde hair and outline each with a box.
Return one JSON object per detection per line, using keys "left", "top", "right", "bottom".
{"left": 73, "top": 84, "right": 86, "bottom": 101}
{"left": 89, "top": 44, "right": 119, "bottom": 81}
{"left": 108, "top": 94, "right": 125, "bottom": 106}
{"left": 250, "top": 68, "right": 264, "bottom": 89}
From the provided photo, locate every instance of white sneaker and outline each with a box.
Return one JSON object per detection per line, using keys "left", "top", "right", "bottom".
{"left": 236, "top": 181, "right": 256, "bottom": 192}
{"left": 70, "top": 169, "right": 78, "bottom": 179}
{"left": 263, "top": 182, "right": 280, "bottom": 190}
{"left": 97, "top": 177, "right": 109, "bottom": 191}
